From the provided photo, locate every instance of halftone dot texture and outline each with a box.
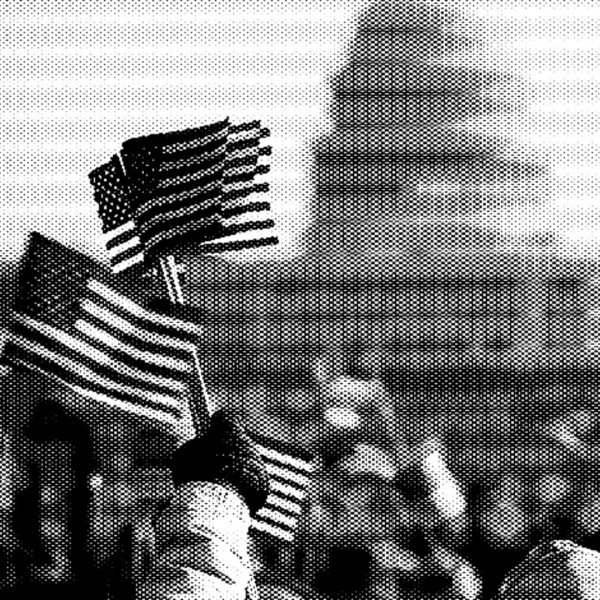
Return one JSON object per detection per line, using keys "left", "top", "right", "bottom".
{"left": 199, "top": 121, "right": 279, "bottom": 255}
{"left": 120, "top": 118, "right": 278, "bottom": 258}
{"left": 88, "top": 155, "right": 145, "bottom": 274}
{"left": 120, "top": 118, "right": 233, "bottom": 259}
{"left": 495, "top": 540, "right": 600, "bottom": 599}
{"left": 187, "top": 1, "right": 600, "bottom": 598}
{"left": 171, "top": 409, "right": 272, "bottom": 516}
{"left": 4, "top": 1, "right": 600, "bottom": 599}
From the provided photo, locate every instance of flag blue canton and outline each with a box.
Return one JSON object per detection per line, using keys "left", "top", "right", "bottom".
{"left": 89, "top": 155, "right": 145, "bottom": 274}
{"left": 89, "top": 119, "right": 278, "bottom": 270}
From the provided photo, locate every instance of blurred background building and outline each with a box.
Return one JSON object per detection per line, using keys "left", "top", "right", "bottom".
{"left": 3, "top": 1, "right": 600, "bottom": 599}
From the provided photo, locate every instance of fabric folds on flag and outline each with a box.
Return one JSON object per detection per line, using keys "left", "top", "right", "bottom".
{"left": 89, "top": 118, "right": 277, "bottom": 270}
{"left": 199, "top": 120, "right": 279, "bottom": 254}
{"left": 121, "top": 118, "right": 231, "bottom": 259}
{"left": 1, "top": 233, "right": 203, "bottom": 429}
{"left": 250, "top": 433, "right": 317, "bottom": 543}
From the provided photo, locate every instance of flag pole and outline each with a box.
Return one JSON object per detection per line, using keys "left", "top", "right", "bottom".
{"left": 157, "top": 254, "right": 259, "bottom": 600}
{"left": 157, "top": 255, "right": 210, "bottom": 436}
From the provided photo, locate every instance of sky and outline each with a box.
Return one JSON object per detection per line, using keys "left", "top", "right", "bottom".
{"left": 2, "top": 1, "right": 600, "bottom": 266}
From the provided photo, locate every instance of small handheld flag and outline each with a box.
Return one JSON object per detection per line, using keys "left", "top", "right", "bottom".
{"left": 200, "top": 121, "right": 278, "bottom": 254}
{"left": 1, "top": 233, "right": 204, "bottom": 431}
{"left": 121, "top": 118, "right": 231, "bottom": 259}
{"left": 251, "top": 434, "right": 317, "bottom": 543}
{"left": 89, "top": 119, "right": 277, "bottom": 271}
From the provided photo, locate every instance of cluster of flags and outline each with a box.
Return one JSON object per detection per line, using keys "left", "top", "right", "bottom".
{"left": 89, "top": 118, "right": 277, "bottom": 274}
{"left": 1, "top": 119, "right": 314, "bottom": 545}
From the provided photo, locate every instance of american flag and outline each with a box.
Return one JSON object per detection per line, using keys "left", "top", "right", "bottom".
{"left": 1, "top": 233, "right": 203, "bottom": 429}
{"left": 251, "top": 434, "right": 317, "bottom": 543}
{"left": 88, "top": 120, "right": 276, "bottom": 270}
{"left": 120, "top": 118, "right": 276, "bottom": 258}
{"left": 89, "top": 154, "right": 145, "bottom": 274}
{"left": 121, "top": 118, "right": 231, "bottom": 259}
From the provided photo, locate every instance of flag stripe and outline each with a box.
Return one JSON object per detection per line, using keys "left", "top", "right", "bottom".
{"left": 75, "top": 315, "right": 194, "bottom": 382}
{"left": 254, "top": 508, "right": 297, "bottom": 530}
{"left": 117, "top": 118, "right": 275, "bottom": 261}
{"left": 12, "top": 314, "right": 184, "bottom": 403}
{"left": 161, "top": 138, "right": 228, "bottom": 172}
{"left": 156, "top": 158, "right": 225, "bottom": 190}
{"left": 74, "top": 319, "right": 188, "bottom": 391}
{"left": 5, "top": 329, "right": 183, "bottom": 418}
{"left": 250, "top": 434, "right": 316, "bottom": 543}
{"left": 262, "top": 494, "right": 304, "bottom": 517}
{"left": 137, "top": 197, "right": 221, "bottom": 236}
{"left": 223, "top": 154, "right": 260, "bottom": 173}
{"left": 250, "top": 520, "right": 294, "bottom": 543}
{"left": 162, "top": 126, "right": 229, "bottom": 155}
{"left": 251, "top": 513, "right": 296, "bottom": 539}
{"left": 108, "top": 244, "right": 145, "bottom": 272}
{"left": 121, "top": 121, "right": 229, "bottom": 183}
{"left": 80, "top": 299, "right": 197, "bottom": 358}
{"left": 121, "top": 118, "right": 229, "bottom": 155}
{"left": 134, "top": 184, "right": 221, "bottom": 221}
{"left": 3, "top": 344, "right": 182, "bottom": 426}
{"left": 112, "top": 252, "right": 145, "bottom": 273}
{"left": 3, "top": 233, "right": 202, "bottom": 428}
{"left": 221, "top": 181, "right": 270, "bottom": 202}
{"left": 141, "top": 217, "right": 224, "bottom": 255}
{"left": 221, "top": 201, "right": 271, "bottom": 219}
{"left": 265, "top": 475, "right": 308, "bottom": 501}
{"left": 224, "top": 145, "right": 271, "bottom": 172}
{"left": 268, "top": 479, "right": 307, "bottom": 502}
{"left": 87, "top": 279, "right": 203, "bottom": 340}
{"left": 127, "top": 162, "right": 224, "bottom": 210}
{"left": 198, "top": 235, "right": 279, "bottom": 254}
{"left": 256, "top": 444, "right": 316, "bottom": 475}
{"left": 223, "top": 164, "right": 270, "bottom": 189}
{"left": 106, "top": 234, "right": 141, "bottom": 258}
{"left": 102, "top": 220, "right": 136, "bottom": 244}
{"left": 229, "top": 120, "right": 261, "bottom": 136}
{"left": 215, "top": 217, "right": 275, "bottom": 238}
{"left": 74, "top": 317, "right": 192, "bottom": 374}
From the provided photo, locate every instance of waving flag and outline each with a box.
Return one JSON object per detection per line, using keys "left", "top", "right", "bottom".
{"left": 120, "top": 118, "right": 231, "bottom": 259}
{"left": 1, "top": 233, "right": 203, "bottom": 429}
{"left": 89, "top": 119, "right": 276, "bottom": 269}
{"left": 89, "top": 155, "right": 144, "bottom": 274}
{"left": 200, "top": 121, "right": 278, "bottom": 254}
{"left": 251, "top": 434, "right": 317, "bottom": 543}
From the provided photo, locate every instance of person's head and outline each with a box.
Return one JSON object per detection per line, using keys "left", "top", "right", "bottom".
{"left": 495, "top": 540, "right": 600, "bottom": 600}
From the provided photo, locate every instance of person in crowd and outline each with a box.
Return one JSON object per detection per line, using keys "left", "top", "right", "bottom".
{"left": 6, "top": 401, "right": 600, "bottom": 599}
{"left": 2, "top": 408, "right": 271, "bottom": 600}
{"left": 125, "top": 409, "right": 271, "bottom": 600}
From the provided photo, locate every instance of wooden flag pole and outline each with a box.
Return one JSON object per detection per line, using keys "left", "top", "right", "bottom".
{"left": 158, "top": 255, "right": 210, "bottom": 437}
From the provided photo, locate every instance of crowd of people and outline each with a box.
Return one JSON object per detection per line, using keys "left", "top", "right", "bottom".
{"left": 0, "top": 372, "right": 599, "bottom": 599}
